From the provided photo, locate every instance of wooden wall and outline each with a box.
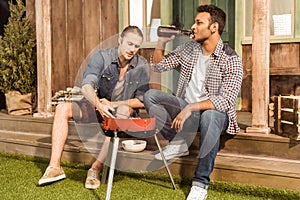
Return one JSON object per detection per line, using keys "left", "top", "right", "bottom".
{"left": 241, "top": 42, "right": 300, "bottom": 111}
{"left": 26, "top": 0, "right": 300, "bottom": 113}
{"left": 26, "top": 0, "right": 119, "bottom": 94}
{"left": 138, "top": 48, "right": 161, "bottom": 90}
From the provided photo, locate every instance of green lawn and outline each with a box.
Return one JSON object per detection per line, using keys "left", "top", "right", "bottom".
{"left": 0, "top": 152, "right": 299, "bottom": 200}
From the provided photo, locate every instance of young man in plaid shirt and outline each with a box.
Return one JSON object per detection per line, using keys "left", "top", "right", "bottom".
{"left": 144, "top": 4, "right": 243, "bottom": 200}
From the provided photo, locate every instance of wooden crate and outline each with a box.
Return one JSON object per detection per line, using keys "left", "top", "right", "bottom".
{"left": 274, "top": 95, "right": 300, "bottom": 140}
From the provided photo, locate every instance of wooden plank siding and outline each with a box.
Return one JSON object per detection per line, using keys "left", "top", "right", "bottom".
{"left": 26, "top": 0, "right": 118, "bottom": 95}
{"left": 241, "top": 43, "right": 300, "bottom": 111}
{"left": 138, "top": 48, "right": 161, "bottom": 90}
{"left": 51, "top": 0, "right": 68, "bottom": 92}
{"left": 66, "top": 0, "right": 84, "bottom": 90}
{"left": 270, "top": 43, "right": 300, "bottom": 75}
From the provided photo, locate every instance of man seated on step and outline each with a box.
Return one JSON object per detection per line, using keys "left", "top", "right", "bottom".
{"left": 143, "top": 4, "right": 243, "bottom": 200}
{"left": 38, "top": 25, "right": 150, "bottom": 190}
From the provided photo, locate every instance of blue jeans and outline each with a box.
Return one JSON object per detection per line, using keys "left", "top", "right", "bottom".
{"left": 144, "top": 89, "right": 228, "bottom": 187}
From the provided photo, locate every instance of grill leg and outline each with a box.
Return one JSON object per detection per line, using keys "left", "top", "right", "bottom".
{"left": 154, "top": 134, "right": 177, "bottom": 190}
{"left": 105, "top": 133, "right": 119, "bottom": 200}
{"left": 101, "top": 140, "right": 112, "bottom": 184}
{"left": 101, "top": 158, "right": 109, "bottom": 184}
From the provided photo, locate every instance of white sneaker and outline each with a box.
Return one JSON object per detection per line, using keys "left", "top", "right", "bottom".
{"left": 186, "top": 186, "right": 208, "bottom": 200}
{"left": 155, "top": 143, "right": 189, "bottom": 160}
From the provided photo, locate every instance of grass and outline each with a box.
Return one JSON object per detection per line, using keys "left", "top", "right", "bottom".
{"left": 0, "top": 152, "right": 299, "bottom": 200}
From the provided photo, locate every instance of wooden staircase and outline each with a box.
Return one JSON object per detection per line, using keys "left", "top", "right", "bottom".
{"left": 0, "top": 111, "right": 300, "bottom": 191}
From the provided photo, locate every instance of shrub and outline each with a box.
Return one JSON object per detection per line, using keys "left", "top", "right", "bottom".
{"left": 0, "top": 0, "right": 36, "bottom": 95}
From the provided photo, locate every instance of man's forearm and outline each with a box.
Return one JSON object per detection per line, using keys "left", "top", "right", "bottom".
{"left": 152, "top": 40, "right": 166, "bottom": 64}
{"left": 111, "top": 98, "right": 144, "bottom": 109}
{"left": 81, "top": 84, "right": 101, "bottom": 109}
{"left": 188, "top": 99, "right": 215, "bottom": 112}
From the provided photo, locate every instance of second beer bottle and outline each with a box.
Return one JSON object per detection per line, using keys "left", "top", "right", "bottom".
{"left": 157, "top": 26, "right": 193, "bottom": 37}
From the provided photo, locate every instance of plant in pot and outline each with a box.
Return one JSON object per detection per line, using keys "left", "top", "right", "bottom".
{"left": 0, "top": 0, "right": 37, "bottom": 115}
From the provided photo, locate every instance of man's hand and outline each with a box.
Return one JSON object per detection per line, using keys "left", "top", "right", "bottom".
{"left": 97, "top": 99, "right": 115, "bottom": 118}
{"left": 99, "top": 98, "right": 111, "bottom": 106}
{"left": 171, "top": 100, "right": 215, "bottom": 132}
{"left": 158, "top": 35, "right": 175, "bottom": 43}
{"left": 156, "top": 35, "right": 176, "bottom": 49}
{"left": 171, "top": 104, "right": 192, "bottom": 132}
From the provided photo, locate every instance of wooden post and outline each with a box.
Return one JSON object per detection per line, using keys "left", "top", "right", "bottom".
{"left": 246, "top": 0, "right": 271, "bottom": 134}
{"left": 34, "top": 0, "right": 53, "bottom": 117}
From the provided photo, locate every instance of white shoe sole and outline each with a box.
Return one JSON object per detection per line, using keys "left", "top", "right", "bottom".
{"left": 38, "top": 174, "right": 66, "bottom": 186}
{"left": 155, "top": 150, "right": 189, "bottom": 160}
{"left": 85, "top": 183, "right": 100, "bottom": 190}
{"left": 187, "top": 194, "right": 207, "bottom": 200}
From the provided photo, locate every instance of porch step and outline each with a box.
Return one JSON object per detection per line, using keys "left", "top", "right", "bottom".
{"left": 1, "top": 111, "right": 300, "bottom": 191}
{"left": 110, "top": 147, "right": 300, "bottom": 190}
{"left": 157, "top": 152, "right": 300, "bottom": 191}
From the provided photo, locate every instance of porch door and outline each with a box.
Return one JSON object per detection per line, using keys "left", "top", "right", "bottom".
{"left": 169, "top": 0, "right": 237, "bottom": 96}
{"left": 173, "top": 0, "right": 235, "bottom": 48}
{"left": 211, "top": 0, "right": 235, "bottom": 48}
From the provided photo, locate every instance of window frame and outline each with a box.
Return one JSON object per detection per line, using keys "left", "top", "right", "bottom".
{"left": 119, "top": 0, "right": 156, "bottom": 47}
{"left": 240, "top": 0, "right": 300, "bottom": 44}
{"left": 119, "top": 0, "right": 173, "bottom": 48}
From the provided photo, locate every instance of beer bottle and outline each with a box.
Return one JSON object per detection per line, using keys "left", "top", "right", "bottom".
{"left": 157, "top": 26, "right": 193, "bottom": 37}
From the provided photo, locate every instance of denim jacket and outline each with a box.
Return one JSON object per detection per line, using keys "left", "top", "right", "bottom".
{"left": 81, "top": 47, "right": 150, "bottom": 103}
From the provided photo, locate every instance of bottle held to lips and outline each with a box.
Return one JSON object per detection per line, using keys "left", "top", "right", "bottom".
{"left": 157, "top": 26, "right": 194, "bottom": 38}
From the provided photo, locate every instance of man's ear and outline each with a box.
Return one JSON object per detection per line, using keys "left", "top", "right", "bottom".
{"left": 210, "top": 22, "right": 218, "bottom": 33}
{"left": 118, "top": 36, "right": 122, "bottom": 45}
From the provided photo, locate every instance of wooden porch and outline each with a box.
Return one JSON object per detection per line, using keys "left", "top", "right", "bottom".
{"left": 0, "top": 110, "right": 299, "bottom": 191}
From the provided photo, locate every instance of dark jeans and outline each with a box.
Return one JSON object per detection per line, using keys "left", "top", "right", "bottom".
{"left": 144, "top": 89, "right": 228, "bottom": 187}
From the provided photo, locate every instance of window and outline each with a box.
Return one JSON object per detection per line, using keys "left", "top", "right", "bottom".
{"left": 244, "top": 0, "right": 294, "bottom": 39}
{"left": 121, "top": 0, "right": 161, "bottom": 43}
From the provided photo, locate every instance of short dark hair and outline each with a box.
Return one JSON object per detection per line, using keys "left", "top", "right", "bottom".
{"left": 197, "top": 4, "right": 226, "bottom": 35}
{"left": 120, "top": 25, "right": 143, "bottom": 39}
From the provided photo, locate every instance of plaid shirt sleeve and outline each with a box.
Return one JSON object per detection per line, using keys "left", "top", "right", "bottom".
{"left": 150, "top": 43, "right": 189, "bottom": 72}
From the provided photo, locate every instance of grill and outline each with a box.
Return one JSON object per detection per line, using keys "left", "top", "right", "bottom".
{"left": 101, "top": 117, "right": 176, "bottom": 200}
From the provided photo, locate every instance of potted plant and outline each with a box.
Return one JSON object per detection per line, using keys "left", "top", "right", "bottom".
{"left": 0, "top": 0, "right": 37, "bottom": 115}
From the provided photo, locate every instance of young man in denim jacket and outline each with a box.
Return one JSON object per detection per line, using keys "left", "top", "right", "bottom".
{"left": 38, "top": 26, "right": 149, "bottom": 189}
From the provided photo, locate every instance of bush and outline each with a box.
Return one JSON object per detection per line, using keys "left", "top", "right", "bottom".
{"left": 0, "top": 0, "right": 36, "bottom": 95}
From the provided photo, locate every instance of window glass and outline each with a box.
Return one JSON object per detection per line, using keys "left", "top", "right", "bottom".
{"left": 244, "top": 0, "right": 294, "bottom": 38}
{"left": 129, "top": 0, "right": 161, "bottom": 42}
{"left": 129, "top": 0, "right": 143, "bottom": 28}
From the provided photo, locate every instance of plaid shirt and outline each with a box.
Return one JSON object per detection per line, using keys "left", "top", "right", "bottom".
{"left": 150, "top": 39, "right": 243, "bottom": 134}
